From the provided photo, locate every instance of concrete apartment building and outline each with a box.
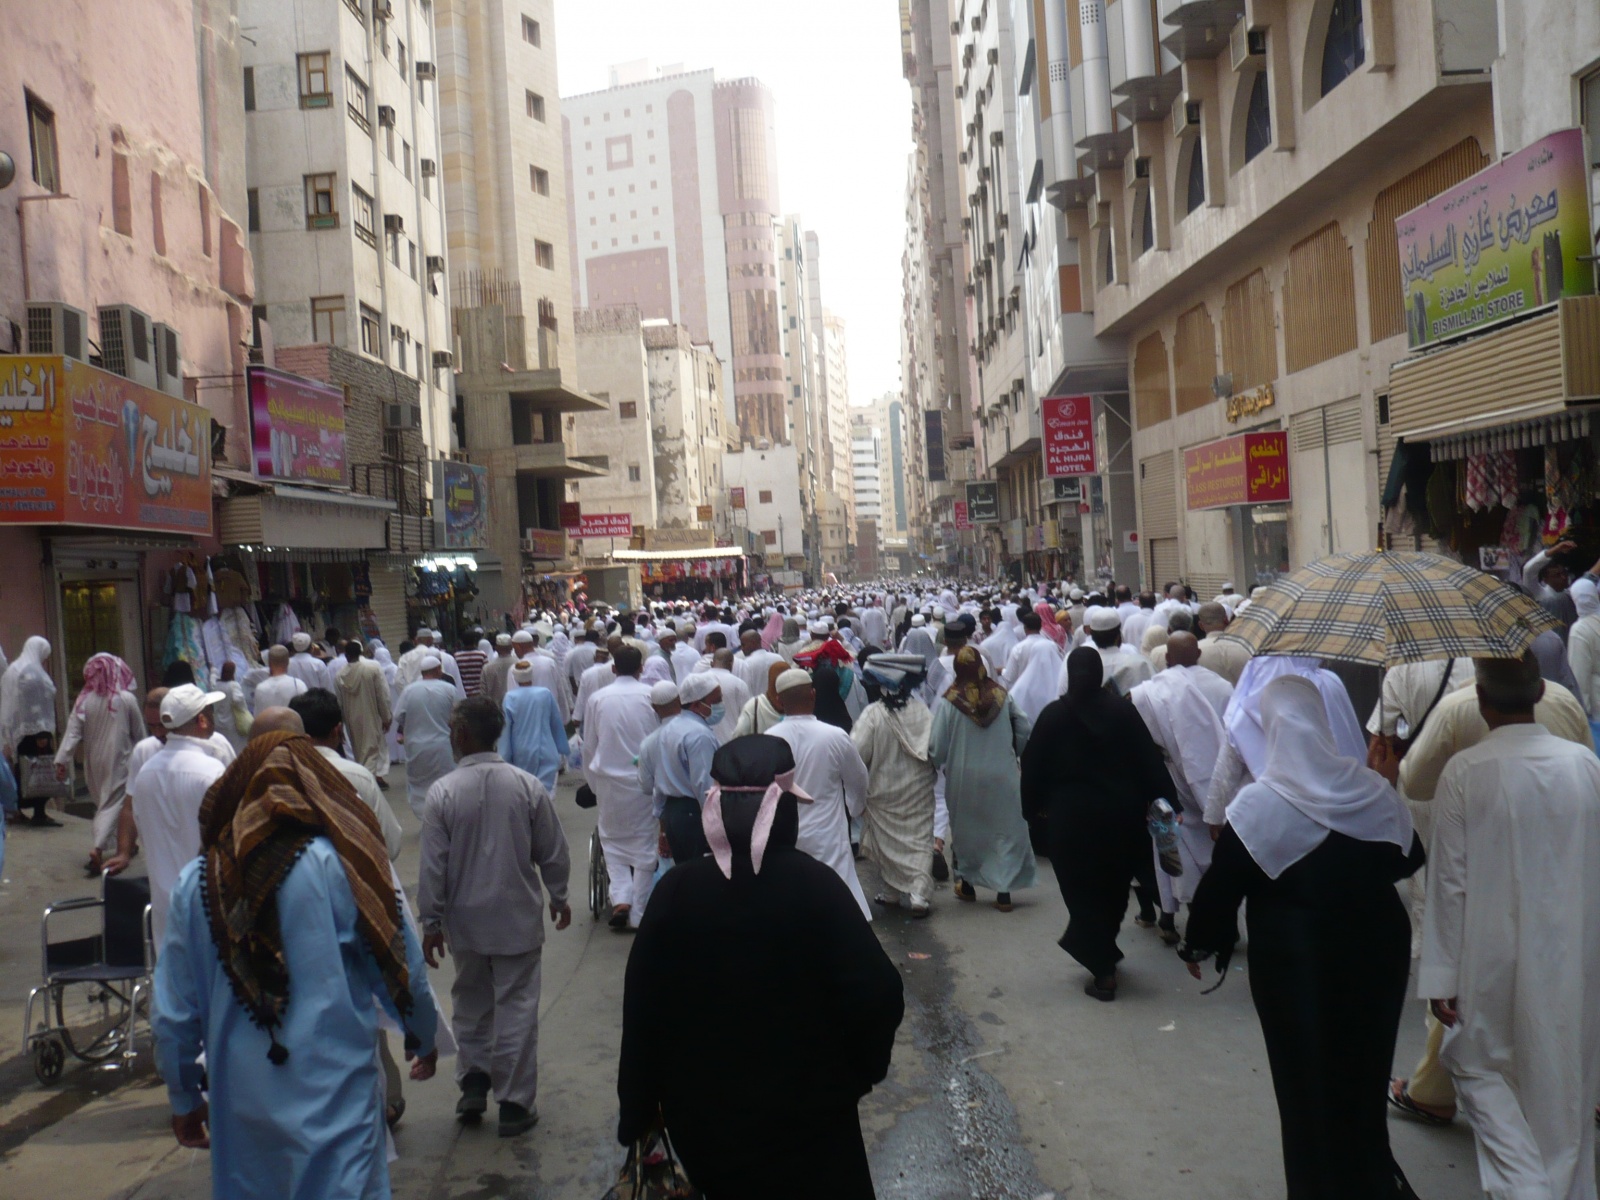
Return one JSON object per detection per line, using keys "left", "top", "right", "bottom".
{"left": 0, "top": 0, "right": 253, "bottom": 693}
{"left": 562, "top": 64, "right": 789, "bottom": 447}
{"left": 570, "top": 305, "right": 657, "bottom": 536}
{"left": 645, "top": 320, "right": 735, "bottom": 534}
{"left": 435, "top": 0, "right": 604, "bottom": 598}
{"left": 724, "top": 443, "right": 806, "bottom": 572}
{"left": 778, "top": 215, "right": 824, "bottom": 522}
{"left": 240, "top": 0, "right": 453, "bottom": 457}
{"left": 899, "top": 153, "right": 936, "bottom": 565}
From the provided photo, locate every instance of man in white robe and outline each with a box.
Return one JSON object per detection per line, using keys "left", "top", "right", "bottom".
{"left": 565, "top": 630, "right": 601, "bottom": 698}
{"left": 1419, "top": 654, "right": 1600, "bottom": 1200}
{"left": 641, "top": 631, "right": 679, "bottom": 687}
{"left": 393, "top": 658, "right": 459, "bottom": 821}
{"left": 287, "top": 632, "right": 330, "bottom": 692}
{"left": 479, "top": 634, "right": 516, "bottom": 707}
{"left": 512, "top": 630, "right": 571, "bottom": 726}
{"left": 581, "top": 647, "right": 659, "bottom": 929}
{"left": 734, "top": 629, "right": 784, "bottom": 701}
{"left": 1163, "top": 633, "right": 1234, "bottom": 719}
{"left": 699, "top": 650, "right": 750, "bottom": 743}
{"left": 1000, "top": 611, "right": 1060, "bottom": 689}
{"left": 251, "top": 645, "right": 309, "bottom": 714}
{"left": 860, "top": 600, "right": 889, "bottom": 650}
{"left": 1196, "top": 604, "right": 1252, "bottom": 686}
{"left": 768, "top": 669, "right": 872, "bottom": 920}
{"left": 1067, "top": 607, "right": 1152, "bottom": 697}
{"left": 573, "top": 642, "right": 619, "bottom": 734}
{"left": 335, "top": 641, "right": 392, "bottom": 784}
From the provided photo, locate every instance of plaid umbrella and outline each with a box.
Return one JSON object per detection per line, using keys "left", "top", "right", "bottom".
{"left": 1217, "top": 551, "right": 1562, "bottom": 667}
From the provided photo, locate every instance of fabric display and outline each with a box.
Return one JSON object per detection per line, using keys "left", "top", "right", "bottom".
{"left": 271, "top": 602, "right": 301, "bottom": 646}
{"left": 163, "top": 612, "right": 212, "bottom": 689}
{"left": 1462, "top": 454, "right": 1490, "bottom": 512}
{"left": 351, "top": 561, "right": 373, "bottom": 601}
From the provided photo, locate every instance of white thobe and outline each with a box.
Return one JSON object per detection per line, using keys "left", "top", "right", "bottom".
{"left": 1130, "top": 668, "right": 1227, "bottom": 905}
{"left": 1569, "top": 615, "right": 1600, "bottom": 715}
{"left": 1421, "top": 724, "right": 1600, "bottom": 1200}
{"left": 977, "top": 625, "right": 1017, "bottom": 678}
{"left": 697, "top": 668, "right": 750, "bottom": 743}
{"left": 211, "top": 680, "right": 250, "bottom": 752}
{"left": 861, "top": 607, "right": 888, "bottom": 649}
{"left": 1184, "top": 664, "right": 1235, "bottom": 720}
{"left": 734, "top": 649, "right": 784, "bottom": 700}
{"left": 435, "top": 650, "right": 467, "bottom": 700}
{"left": 130, "top": 735, "right": 228, "bottom": 945}
{"left": 574, "top": 662, "right": 616, "bottom": 730}
{"left": 1001, "top": 634, "right": 1059, "bottom": 689}
{"left": 1121, "top": 609, "right": 1155, "bottom": 649}
{"left": 126, "top": 732, "right": 235, "bottom": 794}
{"left": 56, "top": 690, "right": 146, "bottom": 854}
{"left": 671, "top": 643, "right": 700, "bottom": 682}
{"left": 641, "top": 651, "right": 675, "bottom": 687}
{"left": 518, "top": 651, "right": 571, "bottom": 725}
{"left": 1364, "top": 657, "right": 1475, "bottom": 738}
{"left": 565, "top": 643, "right": 599, "bottom": 695}
{"left": 393, "top": 679, "right": 459, "bottom": 819}
{"left": 581, "top": 677, "right": 659, "bottom": 923}
{"left": 480, "top": 653, "right": 516, "bottom": 706}
{"left": 768, "top": 714, "right": 871, "bottom": 920}
{"left": 1059, "top": 644, "right": 1152, "bottom": 697}
{"left": 286, "top": 651, "right": 330, "bottom": 693}
{"left": 251, "top": 673, "right": 308, "bottom": 714}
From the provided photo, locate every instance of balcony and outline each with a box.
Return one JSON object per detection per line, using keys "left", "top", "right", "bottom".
{"left": 513, "top": 441, "right": 608, "bottom": 479}
{"left": 1159, "top": 0, "right": 1247, "bottom": 61}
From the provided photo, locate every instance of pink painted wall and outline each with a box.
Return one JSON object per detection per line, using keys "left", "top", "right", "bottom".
{"left": 0, "top": 528, "right": 48, "bottom": 663}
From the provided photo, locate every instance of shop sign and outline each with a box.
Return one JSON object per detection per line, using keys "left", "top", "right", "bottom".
{"left": 246, "top": 365, "right": 347, "bottom": 485}
{"left": 1044, "top": 519, "right": 1060, "bottom": 549}
{"left": 1042, "top": 395, "right": 1096, "bottom": 477}
{"left": 1224, "top": 382, "right": 1276, "bottom": 424}
{"left": 1397, "top": 127, "right": 1595, "bottom": 350}
{"left": 0, "top": 355, "right": 211, "bottom": 535}
{"left": 577, "top": 512, "right": 635, "bottom": 538}
{"left": 523, "top": 528, "right": 567, "bottom": 559}
{"left": 965, "top": 480, "right": 999, "bottom": 523}
{"left": 430, "top": 459, "right": 489, "bottom": 549}
{"left": 925, "top": 410, "right": 947, "bottom": 482}
{"left": 1184, "top": 431, "right": 1291, "bottom": 510}
{"left": 1044, "top": 476, "right": 1083, "bottom": 505}
{"left": 696, "top": 503, "right": 714, "bottom": 522}
{"left": 644, "top": 527, "right": 715, "bottom": 551}
{"left": 558, "top": 501, "right": 582, "bottom": 531}
{"left": 729, "top": 487, "right": 746, "bottom": 509}
{"left": 953, "top": 500, "right": 972, "bottom": 530}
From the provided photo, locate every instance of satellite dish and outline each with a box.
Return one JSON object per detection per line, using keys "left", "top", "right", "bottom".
{"left": 0, "top": 152, "right": 15, "bottom": 190}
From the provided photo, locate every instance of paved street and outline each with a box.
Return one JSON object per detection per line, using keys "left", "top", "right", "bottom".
{"left": 0, "top": 767, "right": 1490, "bottom": 1199}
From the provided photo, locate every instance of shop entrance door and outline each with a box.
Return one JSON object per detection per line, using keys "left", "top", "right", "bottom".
{"left": 59, "top": 579, "right": 145, "bottom": 695}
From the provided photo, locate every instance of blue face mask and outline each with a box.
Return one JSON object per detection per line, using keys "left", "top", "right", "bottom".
{"left": 704, "top": 703, "right": 726, "bottom": 726}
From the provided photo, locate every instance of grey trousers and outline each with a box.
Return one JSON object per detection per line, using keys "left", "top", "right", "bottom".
{"left": 451, "top": 947, "right": 543, "bottom": 1111}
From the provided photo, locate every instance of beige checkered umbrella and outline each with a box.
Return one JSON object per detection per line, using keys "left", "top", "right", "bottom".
{"left": 1217, "top": 550, "right": 1561, "bottom": 668}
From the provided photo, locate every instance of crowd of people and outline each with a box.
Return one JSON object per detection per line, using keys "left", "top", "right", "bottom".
{"left": 1, "top": 560, "right": 1598, "bottom": 1199}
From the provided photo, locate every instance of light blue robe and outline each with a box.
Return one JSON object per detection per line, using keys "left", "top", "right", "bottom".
{"left": 928, "top": 695, "right": 1038, "bottom": 894}
{"left": 394, "top": 678, "right": 460, "bottom": 818}
{"left": 153, "top": 839, "right": 438, "bottom": 1200}
{"left": 498, "top": 684, "right": 569, "bottom": 791}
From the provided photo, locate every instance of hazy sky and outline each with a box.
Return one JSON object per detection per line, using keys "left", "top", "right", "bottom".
{"left": 555, "top": 0, "right": 912, "bottom": 407}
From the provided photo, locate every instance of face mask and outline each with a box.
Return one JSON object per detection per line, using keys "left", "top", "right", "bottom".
{"left": 704, "top": 703, "right": 726, "bottom": 726}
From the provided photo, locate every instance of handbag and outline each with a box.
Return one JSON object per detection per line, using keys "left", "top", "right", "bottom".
{"left": 20, "top": 756, "right": 71, "bottom": 803}
{"left": 601, "top": 1126, "right": 700, "bottom": 1200}
{"left": 575, "top": 783, "right": 598, "bottom": 810}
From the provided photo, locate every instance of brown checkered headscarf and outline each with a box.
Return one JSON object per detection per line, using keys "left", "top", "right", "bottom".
{"left": 198, "top": 732, "right": 413, "bottom": 1063}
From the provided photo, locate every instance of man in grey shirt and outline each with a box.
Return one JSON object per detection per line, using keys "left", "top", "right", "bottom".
{"left": 417, "top": 697, "right": 572, "bottom": 1138}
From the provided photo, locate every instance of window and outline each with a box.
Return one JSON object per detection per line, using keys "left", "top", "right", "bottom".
{"left": 1320, "top": 0, "right": 1365, "bottom": 97}
{"left": 351, "top": 184, "right": 376, "bottom": 245}
{"left": 1185, "top": 144, "right": 1206, "bottom": 215}
{"left": 762, "top": 530, "right": 777, "bottom": 546}
{"left": 342, "top": 0, "right": 363, "bottom": 18}
{"left": 360, "top": 304, "right": 382, "bottom": 357}
{"left": 1243, "top": 72, "right": 1272, "bottom": 164}
{"left": 627, "top": 464, "right": 642, "bottom": 482}
{"left": 311, "top": 296, "right": 346, "bottom": 345}
{"left": 247, "top": 187, "right": 260, "bottom": 232}
{"left": 1140, "top": 191, "right": 1154, "bottom": 254}
{"left": 243, "top": 67, "right": 256, "bottom": 112}
{"left": 522, "top": 15, "right": 541, "bottom": 45}
{"left": 407, "top": 239, "right": 417, "bottom": 278}
{"left": 389, "top": 229, "right": 402, "bottom": 268}
{"left": 397, "top": 40, "right": 407, "bottom": 76}
{"left": 526, "top": 90, "right": 545, "bottom": 121}
{"left": 25, "top": 92, "right": 59, "bottom": 190}
{"left": 535, "top": 240, "right": 555, "bottom": 269}
{"left": 758, "top": 489, "right": 773, "bottom": 503}
{"left": 299, "top": 52, "right": 333, "bottom": 108}
{"left": 305, "top": 173, "right": 338, "bottom": 228}
{"left": 346, "top": 68, "right": 370, "bottom": 131}
{"left": 530, "top": 165, "right": 549, "bottom": 195}
{"left": 403, "top": 141, "right": 412, "bottom": 181}
{"left": 199, "top": 185, "right": 212, "bottom": 256}
{"left": 393, "top": 331, "right": 407, "bottom": 372}
{"left": 618, "top": 401, "right": 637, "bottom": 419}
{"left": 384, "top": 123, "right": 395, "bottom": 163}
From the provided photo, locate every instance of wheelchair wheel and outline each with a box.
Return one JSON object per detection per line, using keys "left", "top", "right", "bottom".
{"left": 55, "top": 980, "right": 133, "bottom": 1064}
{"left": 588, "top": 829, "right": 609, "bottom": 920}
{"left": 32, "top": 1036, "right": 65, "bottom": 1085}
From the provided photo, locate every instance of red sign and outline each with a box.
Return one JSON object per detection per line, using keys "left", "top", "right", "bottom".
{"left": 729, "top": 487, "right": 746, "bottom": 509}
{"left": 577, "top": 512, "right": 635, "bottom": 538}
{"left": 558, "top": 501, "right": 582, "bottom": 531}
{"left": 247, "top": 366, "right": 347, "bottom": 485}
{"left": 1184, "top": 431, "right": 1291, "bottom": 511}
{"left": 953, "top": 500, "right": 972, "bottom": 530}
{"left": 1042, "top": 395, "right": 1096, "bottom": 477}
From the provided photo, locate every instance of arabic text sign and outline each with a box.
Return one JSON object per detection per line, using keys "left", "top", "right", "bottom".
{"left": 578, "top": 512, "right": 635, "bottom": 538}
{"left": 1396, "top": 127, "right": 1594, "bottom": 350}
{"left": 965, "top": 480, "right": 999, "bottom": 523}
{"left": 0, "top": 355, "right": 212, "bottom": 535}
{"left": 433, "top": 460, "right": 489, "bottom": 549}
{"left": 1042, "top": 395, "right": 1096, "bottom": 477}
{"left": 1184, "top": 431, "right": 1290, "bottom": 510}
{"left": 953, "top": 500, "right": 972, "bottom": 530}
{"left": 247, "top": 366, "right": 348, "bottom": 485}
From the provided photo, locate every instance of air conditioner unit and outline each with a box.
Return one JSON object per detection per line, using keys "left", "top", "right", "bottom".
{"left": 963, "top": 283, "right": 975, "bottom": 297}
{"left": 971, "top": 16, "right": 981, "bottom": 31}
{"left": 414, "top": 61, "right": 436, "bottom": 81}
{"left": 1229, "top": 22, "right": 1267, "bottom": 71}
{"left": 25, "top": 302, "right": 88, "bottom": 360}
{"left": 960, "top": 215, "right": 972, "bottom": 230}
{"left": 966, "top": 121, "right": 976, "bottom": 137}
{"left": 153, "top": 322, "right": 183, "bottom": 397}
{"left": 383, "top": 213, "right": 404, "bottom": 233}
{"left": 950, "top": 20, "right": 960, "bottom": 34}
{"left": 97, "top": 304, "right": 158, "bottom": 388}
{"left": 958, "top": 150, "right": 968, "bottom": 165}
{"left": 377, "top": 104, "right": 396, "bottom": 127}
{"left": 384, "top": 401, "right": 422, "bottom": 430}
{"left": 420, "top": 157, "right": 437, "bottom": 177}
{"left": 955, "top": 83, "right": 965, "bottom": 99}
{"left": 374, "top": 0, "right": 393, "bottom": 19}
{"left": 990, "top": 130, "right": 1003, "bottom": 147}
{"left": 431, "top": 350, "right": 453, "bottom": 369}
{"left": 425, "top": 254, "right": 445, "bottom": 273}
{"left": 390, "top": 323, "right": 405, "bottom": 341}
{"left": 987, "top": 47, "right": 999, "bottom": 65}
{"left": 995, "top": 211, "right": 1009, "bottom": 230}
{"left": 1171, "top": 97, "right": 1201, "bottom": 139}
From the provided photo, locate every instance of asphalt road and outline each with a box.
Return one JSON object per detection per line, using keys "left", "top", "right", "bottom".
{"left": 0, "top": 766, "right": 1505, "bottom": 1198}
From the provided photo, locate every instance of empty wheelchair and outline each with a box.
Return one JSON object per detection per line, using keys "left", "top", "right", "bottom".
{"left": 23, "top": 873, "right": 153, "bottom": 1085}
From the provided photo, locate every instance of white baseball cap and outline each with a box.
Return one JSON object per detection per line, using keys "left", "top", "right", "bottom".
{"left": 161, "top": 684, "right": 227, "bottom": 729}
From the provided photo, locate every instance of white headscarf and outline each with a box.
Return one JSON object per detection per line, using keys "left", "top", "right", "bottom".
{"left": 1573, "top": 578, "right": 1600, "bottom": 619}
{"left": 1223, "top": 655, "right": 1365, "bottom": 776}
{"left": 1227, "top": 675, "right": 1413, "bottom": 878}
{"left": 0, "top": 636, "right": 57, "bottom": 754}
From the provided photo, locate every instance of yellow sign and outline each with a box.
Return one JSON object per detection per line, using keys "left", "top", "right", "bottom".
{"left": 1225, "top": 382, "right": 1276, "bottom": 424}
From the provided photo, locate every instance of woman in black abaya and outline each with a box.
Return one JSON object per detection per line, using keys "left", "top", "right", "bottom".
{"left": 1179, "top": 674, "right": 1423, "bottom": 1200}
{"left": 1020, "top": 647, "right": 1176, "bottom": 1000}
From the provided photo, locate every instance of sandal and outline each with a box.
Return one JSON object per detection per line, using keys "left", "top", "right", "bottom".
{"left": 953, "top": 879, "right": 976, "bottom": 903}
{"left": 386, "top": 1098, "right": 406, "bottom": 1129}
{"left": 873, "top": 892, "right": 902, "bottom": 908}
{"left": 909, "top": 904, "right": 931, "bottom": 919}
{"left": 994, "top": 893, "right": 1013, "bottom": 913}
{"left": 1386, "top": 1078, "right": 1454, "bottom": 1125}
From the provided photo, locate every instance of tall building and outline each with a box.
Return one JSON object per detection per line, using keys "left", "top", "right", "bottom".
{"left": 777, "top": 215, "right": 823, "bottom": 520}
{"left": 644, "top": 320, "right": 733, "bottom": 534}
{"left": 434, "top": 0, "right": 604, "bottom": 605}
{"left": 240, "top": 0, "right": 453, "bottom": 460}
{"left": 562, "top": 65, "right": 787, "bottom": 446}
{"left": 850, "top": 411, "right": 884, "bottom": 527}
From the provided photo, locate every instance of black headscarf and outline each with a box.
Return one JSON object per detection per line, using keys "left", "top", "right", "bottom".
{"left": 812, "top": 658, "right": 853, "bottom": 732}
{"left": 708, "top": 735, "right": 801, "bottom": 876}
{"left": 1063, "top": 645, "right": 1119, "bottom": 737}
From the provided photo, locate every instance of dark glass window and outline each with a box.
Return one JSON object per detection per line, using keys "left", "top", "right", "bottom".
{"left": 1185, "top": 144, "right": 1206, "bottom": 215}
{"left": 1321, "top": 0, "right": 1365, "bottom": 97}
{"left": 1140, "top": 192, "right": 1154, "bottom": 254}
{"left": 1244, "top": 72, "right": 1272, "bottom": 163}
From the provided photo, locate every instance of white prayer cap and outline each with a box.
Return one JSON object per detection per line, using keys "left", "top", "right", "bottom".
{"left": 495, "top": 633, "right": 513, "bottom": 647}
{"left": 511, "top": 630, "right": 535, "bottom": 645}
{"left": 415, "top": 628, "right": 433, "bottom": 640}
{"left": 161, "top": 684, "right": 227, "bottom": 729}
{"left": 910, "top": 613, "right": 926, "bottom": 626}
{"left": 807, "top": 619, "right": 829, "bottom": 635}
{"left": 650, "top": 680, "right": 680, "bottom": 707}
{"left": 1222, "top": 582, "right": 1235, "bottom": 592}
{"left": 291, "top": 632, "right": 312, "bottom": 652}
{"left": 419, "top": 654, "right": 443, "bottom": 672}
{"left": 775, "top": 668, "right": 813, "bottom": 694}
{"left": 511, "top": 659, "right": 534, "bottom": 682}
{"left": 678, "top": 673, "right": 719, "bottom": 705}
{"left": 1069, "top": 587, "right": 1084, "bottom": 601}
{"left": 1087, "top": 606, "right": 1121, "bottom": 633}
{"left": 677, "top": 619, "right": 695, "bottom": 635}
{"left": 658, "top": 626, "right": 678, "bottom": 640}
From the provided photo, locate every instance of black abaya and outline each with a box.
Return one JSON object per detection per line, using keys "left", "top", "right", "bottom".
{"left": 1184, "top": 826, "right": 1425, "bottom": 1200}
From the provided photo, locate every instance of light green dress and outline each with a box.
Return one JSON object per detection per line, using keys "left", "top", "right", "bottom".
{"left": 928, "top": 695, "right": 1037, "bottom": 893}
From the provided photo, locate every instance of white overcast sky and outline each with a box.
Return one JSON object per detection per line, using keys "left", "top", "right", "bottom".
{"left": 555, "top": 0, "right": 912, "bottom": 407}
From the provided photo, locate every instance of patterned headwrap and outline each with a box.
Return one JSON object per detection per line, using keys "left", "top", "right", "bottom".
{"left": 944, "top": 645, "right": 1007, "bottom": 728}
{"left": 198, "top": 731, "right": 413, "bottom": 1064}
{"left": 76, "top": 653, "right": 136, "bottom": 713}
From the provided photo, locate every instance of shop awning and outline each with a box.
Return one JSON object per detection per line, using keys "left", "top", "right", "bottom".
{"left": 1389, "top": 297, "right": 1600, "bottom": 442}
{"left": 608, "top": 547, "right": 744, "bottom": 561}
{"left": 220, "top": 484, "right": 395, "bottom": 551}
